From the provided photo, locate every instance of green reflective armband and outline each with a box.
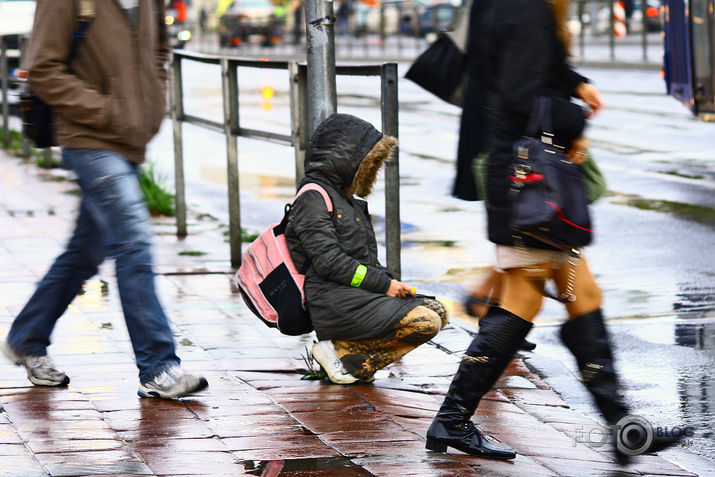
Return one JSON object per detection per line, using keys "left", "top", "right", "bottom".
{"left": 350, "top": 264, "right": 367, "bottom": 287}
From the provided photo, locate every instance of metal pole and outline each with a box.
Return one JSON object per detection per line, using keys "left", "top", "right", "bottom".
{"left": 20, "top": 36, "right": 30, "bottom": 158}
{"left": 304, "top": 0, "right": 337, "bottom": 135}
{"left": 579, "top": 0, "right": 585, "bottom": 60}
{"left": 289, "top": 62, "right": 307, "bottom": 183}
{"left": 381, "top": 63, "right": 400, "bottom": 279}
{"left": 641, "top": 0, "right": 647, "bottom": 62}
{"left": 1, "top": 37, "right": 9, "bottom": 149}
{"left": 170, "top": 53, "right": 187, "bottom": 237}
{"left": 609, "top": 0, "right": 615, "bottom": 61}
{"left": 221, "top": 58, "right": 242, "bottom": 268}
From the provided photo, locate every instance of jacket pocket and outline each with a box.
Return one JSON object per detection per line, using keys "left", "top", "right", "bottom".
{"left": 107, "top": 77, "right": 143, "bottom": 149}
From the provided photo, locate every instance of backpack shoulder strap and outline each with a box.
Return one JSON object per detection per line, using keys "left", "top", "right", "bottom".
{"left": 294, "top": 183, "right": 333, "bottom": 215}
{"left": 67, "top": 0, "right": 95, "bottom": 65}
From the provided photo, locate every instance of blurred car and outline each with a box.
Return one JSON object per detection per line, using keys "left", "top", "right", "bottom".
{"left": 353, "top": 0, "right": 430, "bottom": 37}
{"left": 219, "top": 0, "right": 283, "bottom": 47}
{"left": 417, "top": 2, "right": 456, "bottom": 37}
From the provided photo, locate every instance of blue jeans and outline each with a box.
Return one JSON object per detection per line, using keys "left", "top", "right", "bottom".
{"left": 7, "top": 149, "right": 179, "bottom": 383}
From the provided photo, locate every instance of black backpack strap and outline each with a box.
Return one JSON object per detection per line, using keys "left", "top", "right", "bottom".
{"left": 67, "top": 19, "right": 92, "bottom": 66}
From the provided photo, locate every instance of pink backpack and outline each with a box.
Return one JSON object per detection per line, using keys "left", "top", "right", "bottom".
{"left": 235, "top": 183, "right": 332, "bottom": 335}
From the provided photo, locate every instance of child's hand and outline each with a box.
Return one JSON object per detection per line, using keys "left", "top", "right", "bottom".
{"left": 386, "top": 280, "right": 416, "bottom": 298}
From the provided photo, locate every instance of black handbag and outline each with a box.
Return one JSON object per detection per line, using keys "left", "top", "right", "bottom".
{"left": 509, "top": 97, "right": 592, "bottom": 250}
{"left": 405, "top": 0, "right": 471, "bottom": 106}
{"left": 405, "top": 33, "right": 467, "bottom": 106}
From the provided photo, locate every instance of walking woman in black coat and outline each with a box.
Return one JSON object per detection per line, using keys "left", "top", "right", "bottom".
{"left": 426, "top": 0, "right": 680, "bottom": 463}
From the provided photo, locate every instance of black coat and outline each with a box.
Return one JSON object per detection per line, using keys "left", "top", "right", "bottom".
{"left": 481, "top": 0, "right": 588, "bottom": 247}
{"left": 453, "top": 0, "right": 491, "bottom": 201}
{"left": 286, "top": 114, "right": 420, "bottom": 341}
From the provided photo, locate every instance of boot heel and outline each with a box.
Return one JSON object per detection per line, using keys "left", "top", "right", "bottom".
{"left": 425, "top": 439, "right": 448, "bottom": 452}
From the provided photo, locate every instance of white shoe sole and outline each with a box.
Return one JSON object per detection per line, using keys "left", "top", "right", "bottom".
{"left": 27, "top": 374, "right": 70, "bottom": 387}
{"left": 311, "top": 342, "right": 358, "bottom": 385}
{"left": 137, "top": 377, "right": 209, "bottom": 399}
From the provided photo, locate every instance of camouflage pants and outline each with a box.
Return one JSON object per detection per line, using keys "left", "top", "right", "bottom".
{"left": 332, "top": 298, "right": 449, "bottom": 380}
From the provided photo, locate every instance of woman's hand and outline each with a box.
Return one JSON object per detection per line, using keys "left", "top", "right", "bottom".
{"left": 574, "top": 82, "right": 604, "bottom": 117}
{"left": 566, "top": 136, "right": 589, "bottom": 164}
{"left": 386, "top": 279, "right": 416, "bottom": 298}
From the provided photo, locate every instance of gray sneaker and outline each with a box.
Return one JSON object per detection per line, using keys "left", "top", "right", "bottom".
{"left": 1, "top": 340, "right": 70, "bottom": 386}
{"left": 137, "top": 365, "right": 208, "bottom": 399}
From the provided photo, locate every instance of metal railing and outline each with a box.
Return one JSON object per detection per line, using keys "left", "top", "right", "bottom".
{"left": 170, "top": 50, "right": 401, "bottom": 275}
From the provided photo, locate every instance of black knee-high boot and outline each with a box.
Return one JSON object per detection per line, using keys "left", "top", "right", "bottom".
{"left": 561, "top": 309, "right": 683, "bottom": 465}
{"left": 560, "top": 310, "right": 629, "bottom": 426}
{"left": 426, "top": 307, "right": 533, "bottom": 459}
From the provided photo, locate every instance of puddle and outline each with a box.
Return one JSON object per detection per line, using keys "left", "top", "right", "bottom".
{"left": 242, "top": 456, "right": 368, "bottom": 475}
{"left": 611, "top": 193, "right": 715, "bottom": 226}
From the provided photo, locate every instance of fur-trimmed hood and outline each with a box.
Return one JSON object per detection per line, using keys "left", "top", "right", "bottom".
{"left": 304, "top": 113, "right": 397, "bottom": 197}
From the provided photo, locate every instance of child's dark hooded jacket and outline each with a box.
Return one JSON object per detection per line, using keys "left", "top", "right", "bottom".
{"left": 286, "top": 114, "right": 421, "bottom": 341}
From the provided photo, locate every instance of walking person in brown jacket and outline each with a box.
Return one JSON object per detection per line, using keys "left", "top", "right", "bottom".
{"left": 1, "top": 0, "right": 208, "bottom": 399}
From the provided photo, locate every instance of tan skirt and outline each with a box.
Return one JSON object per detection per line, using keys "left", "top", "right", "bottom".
{"left": 495, "top": 244, "right": 578, "bottom": 271}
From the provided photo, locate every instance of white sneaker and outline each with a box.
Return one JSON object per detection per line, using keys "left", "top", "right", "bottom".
{"left": 137, "top": 365, "right": 208, "bottom": 399}
{"left": 311, "top": 341, "right": 358, "bottom": 384}
{"left": 1, "top": 340, "right": 70, "bottom": 386}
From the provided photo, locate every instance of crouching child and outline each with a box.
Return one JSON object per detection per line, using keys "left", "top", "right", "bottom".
{"left": 286, "top": 113, "right": 448, "bottom": 384}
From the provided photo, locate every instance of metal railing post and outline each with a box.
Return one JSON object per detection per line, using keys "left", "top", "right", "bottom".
{"left": 289, "top": 62, "right": 307, "bottom": 183}
{"left": 609, "top": 0, "right": 615, "bottom": 61}
{"left": 381, "top": 63, "right": 400, "bottom": 279}
{"left": 1, "top": 37, "right": 9, "bottom": 148}
{"left": 221, "top": 57, "right": 242, "bottom": 268}
{"left": 170, "top": 52, "right": 187, "bottom": 237}
{"left": 19, "top": 37, "right": 30, "bottom": 158}
{"left": 641, "top": 0, "right": 648, "bottom": 62}
{"left": 578, "top": 0, "right": 585, "bottom": 60}
{"left": 305, "top": 0, "right": 337, "bottom": 135}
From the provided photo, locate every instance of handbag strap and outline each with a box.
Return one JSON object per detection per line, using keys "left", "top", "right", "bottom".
{"left": 524, "top": 96, "right": 553, "bottom": 139}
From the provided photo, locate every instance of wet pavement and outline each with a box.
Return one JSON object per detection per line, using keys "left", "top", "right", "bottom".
{"left": 0, "top": 153, "right": 707, "bottom": 476}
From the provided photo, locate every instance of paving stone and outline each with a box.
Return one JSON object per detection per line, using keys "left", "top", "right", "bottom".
{"left": 626, "top": 454, "right": 699, "bottom": 476}
{"left": 0, "top": 424, "right": 24, "bottom": 444}
{"left": 319, "top": 429, "right": 421, "bottom": 445}
{"left": 332, "top": 439, "right": 432, "bottom": 457}
{"left": 363, "top": 460, "right": 481, "bottom": 476}
{"left": 500, "top": 388, "right": 569, "bottom": 407}
{"left": 43, "top": 462, "right": 154, "bottom": 476}
{"left": 0, "top": 443, "right": 29, "bottom": 456}
{"left": 456, "top": 453, "right": 557, "bottom": 476}
{"left": 26, "top": 439, "right": 125, "bottom": 454}
{"left": 532, "top": 455, "right": 640, "bottom": 476}
{"left": 0, "top": 454, "right": 48, "bottom": 477}
{"left": 290, "top": 410, "right": 398, "bottom": 434}
{"left": 141, "top": 450, "right": 247, "bottom": 476}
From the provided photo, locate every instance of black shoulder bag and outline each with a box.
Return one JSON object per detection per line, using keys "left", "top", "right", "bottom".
{"left": 508, "top": 96, "right": 592, "bottom": 303}
{"left": 509, "top": 96, "right": 592, "bottom": 250}
{"left": 20, "top": 10, "right": 94, "bottom": 148}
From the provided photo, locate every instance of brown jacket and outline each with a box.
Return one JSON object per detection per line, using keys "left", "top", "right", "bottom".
{"left": 26, "top": 0, "right": 168, "bottom": 163}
